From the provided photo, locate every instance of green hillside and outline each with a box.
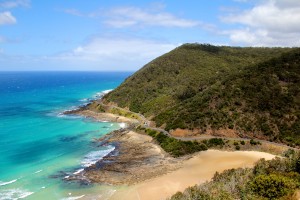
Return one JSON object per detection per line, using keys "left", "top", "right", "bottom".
{"left": 104, "top": 44, "right": 300, "bottom": 145}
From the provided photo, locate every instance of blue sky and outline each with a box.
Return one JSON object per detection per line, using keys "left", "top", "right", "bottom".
{"left": 0, "top": 0, "right": 300, "bottom": 71}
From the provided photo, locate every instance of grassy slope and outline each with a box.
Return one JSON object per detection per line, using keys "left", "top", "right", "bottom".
{"left": 104, "top": 44, "right": 300, "bottom": 145}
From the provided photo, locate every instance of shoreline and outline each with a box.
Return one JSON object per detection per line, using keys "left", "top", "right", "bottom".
{"left": 83, "top": 128, "right": 183, "bottom": 185}
{"left": 64, "top": 109, "right": 140, "bottom": 125}
{"left": 63, "top": 104, "right": 292, "bottom": 200}
{"left": 109, "top": 150, "right": 276, "bottom": 200}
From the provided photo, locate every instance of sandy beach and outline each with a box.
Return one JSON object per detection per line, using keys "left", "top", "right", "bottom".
{"left": 110, "top": 150, "right": 276, "bottom": 200}
{"left": 67, "top": 108, "right": 279, "bottom": 200}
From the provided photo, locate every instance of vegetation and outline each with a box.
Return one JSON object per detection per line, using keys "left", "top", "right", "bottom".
{"left": 249, "top": 174, "right": 297, "bottom": 199}
{"left": 104, "top": 44, "right": 300, "bottom": 146}
{"left": 135, "top": 126, "right": 227, "bottom": 157}
{"left": 205, "top": 138, "right": 225, "bottom": 147}
{"left": 86, "top": 102, "right": 141, "bottom": 120}
{"left": 250, "top": 139, "right": 262, "bottom": 145}
{"left": 109, "top": 107, "right": 140, "bottom": 120}
{"left": 169, "top": 150, "right": 300, "bottom": 200}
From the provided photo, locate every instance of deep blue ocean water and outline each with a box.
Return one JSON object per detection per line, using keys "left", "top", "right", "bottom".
{"left": 0, "top": 72, "right": 132, "bottom": 200}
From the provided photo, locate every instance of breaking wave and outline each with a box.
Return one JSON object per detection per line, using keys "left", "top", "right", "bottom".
{"left": 0, "top": 189, "right": 34, "bottom": 200}
{"left": 81, "top": 145, "right": 115, "bottom": 168}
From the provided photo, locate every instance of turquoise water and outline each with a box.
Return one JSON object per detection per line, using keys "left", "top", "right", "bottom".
{"left": 0, "top": 72, "right": 132, "bottom": 200}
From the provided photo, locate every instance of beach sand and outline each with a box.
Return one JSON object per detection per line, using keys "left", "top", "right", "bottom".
{"left": 110, "top": 150, "right": 276, "bottom": 200}
{"left": 69, "top": 108, "right": 278, "bottom": 200}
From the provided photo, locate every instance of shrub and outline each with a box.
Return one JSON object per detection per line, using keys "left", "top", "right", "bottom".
{"left": 185, "top": 186, "right": 211, "bottom": 200}
{"left": 97, "top": 104, "right": 105, "bottom": 112}
{"left": 250, "top": 139, "right": 261, "bottom": 145}
{"left": 235, "top": 145, "right": 240, "bottom": 150}
{"left": 296, "top": 158, "right": 300, "bottom": 174}
{"left": 248, "top": 174, "right": 297, "bottom": 199}
{"left": 208, "top": 138, "right": 225, "bottom": 147}
{"left": 240, "top": 141, "right": 245, "bottom": 145}
{"left": 283, "top": 149, "right": 295, "bottom": 158}
{"left": 144, "top": 129, "right": 207, "bottom": 157}
{"left": 169, "top": 192, "right": 185, "bottom": 200}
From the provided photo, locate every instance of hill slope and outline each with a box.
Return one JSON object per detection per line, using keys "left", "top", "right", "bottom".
{"left": 104, "top": 44, "right": 300, "bottom": 145}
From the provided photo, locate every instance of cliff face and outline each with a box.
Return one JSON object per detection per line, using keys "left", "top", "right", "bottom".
{"left": 104, "top": 44, "right": 300, "bottom": 145}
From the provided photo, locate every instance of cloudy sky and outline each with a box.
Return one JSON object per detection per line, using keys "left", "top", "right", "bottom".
{"left": 0, "top": 0, "right": 299, "bottom": 71}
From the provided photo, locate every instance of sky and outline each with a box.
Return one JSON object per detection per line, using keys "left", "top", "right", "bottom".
{"left": 0, "top": 0, "right": 300, "bottom": 71}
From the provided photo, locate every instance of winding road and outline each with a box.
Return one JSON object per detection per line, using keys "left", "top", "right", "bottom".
{"left": 96, "top": 101, "right": 298, "bottom": 151}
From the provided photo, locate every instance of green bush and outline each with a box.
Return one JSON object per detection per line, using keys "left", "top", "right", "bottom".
{"left": 248, "top": 174, "right": 297, "bottom": 199}
{"left": 208, "top": 138, "right": 225, "bottom": 147}
{"left": 240, "top": 141, "right": 245, "bottom": 145}
{"left": 250, "top": 139, "right": 261, "bottom": 145}
{"left": 283, "top": 149, "right": 295, "bottom": 158}
{"left": 144, "top": 129, "right": 207, "bottom": 157}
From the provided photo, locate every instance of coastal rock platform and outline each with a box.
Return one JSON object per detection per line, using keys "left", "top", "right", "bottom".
{"left": 83, "top": 129, "right": 182, "bottom": 185}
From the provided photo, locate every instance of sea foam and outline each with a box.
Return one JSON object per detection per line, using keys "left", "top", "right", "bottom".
{"left": 58, "top": 89, "right": 114, "bottom": 117}
{"left": 93, "top": 89, "right": 113, "bottom": 99}
{"left": 73, "top": 169, "right": 84, "bottom": 175}
{"left": 0, "top": 189, "right": 34, "bottom": 200}
{"left": 33, "top": 170, "right": 43, "bottom": 174}
{"left": 78, "top": 98, "right": 89, "bottom": 102}
{"left": 119, "top": 123, "right": 126, "bottom": 128}
{"left": 62, "top": 195, "right": 85, "bottom": 200}
{"left": 0, "top": 179, "right": 17, "bottom": 186}
{"left": 81, "top": 145, "right": 115, "bottom": 168}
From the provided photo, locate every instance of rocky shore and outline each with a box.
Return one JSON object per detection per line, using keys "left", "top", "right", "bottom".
{"left": 64, "top": 108, "right": 139, "bottom": 124}
{"left": 83, "top": 128, "right": 182, "bottom": 185}
{"left": 63, "top": 105, "right": 185, "bottom": 185}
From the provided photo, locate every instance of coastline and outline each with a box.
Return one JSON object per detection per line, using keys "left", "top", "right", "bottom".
{"left": 64, "top": 106, "right": 184, "bottom": 185}
{"left": 64, "top": 109, "right": 140, "bottom": 125}
{"left": 63, "top": 103, "right": 289, "bottom": 200}
{"left": 84, "top": 129, "right": 182, "bottom": 185}
{"left": 109, "top": 150, "right": 276, "bottom": 200}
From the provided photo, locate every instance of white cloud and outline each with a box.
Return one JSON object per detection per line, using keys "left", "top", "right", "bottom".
{"left": 104, "top": 6, "right": 199, "bottom": 28}
{"left": 64, "top": 6, "right": 200, "bottom": 28}
{"left": 63, "top": 8, "right": 85, "bottom": 17}
{"left": 0, "top": 0, "right": 30, "bottom": 9}
{"left": 3, "top": 37, "right": 178, "bottom": 71}
{"left": 0, "top": 11, "right": 16, "bottom": 25}
{"left": 0, "top": 36, "right": 178, "bottom": 70}
{"left": 55, "top": 37, "right": 177, "bottom": 63}
{"left": 221, "top": 0, "right": 300, "bottom": 46}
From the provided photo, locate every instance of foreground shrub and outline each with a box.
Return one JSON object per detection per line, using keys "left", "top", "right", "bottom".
{"left": 248, "top": 174, "right": 297, "bottom": 199}
{"left": 169, "top": 152, "right": 300, "bottom": 200}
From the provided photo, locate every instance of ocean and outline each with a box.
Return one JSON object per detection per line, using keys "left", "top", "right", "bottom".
{"left": 0, "top": 71, "right": 132, "bottom": 200}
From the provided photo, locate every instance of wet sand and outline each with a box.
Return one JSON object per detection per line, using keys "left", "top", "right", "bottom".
{"left": 110, "top": 150, "right": 276, "bottom": 200}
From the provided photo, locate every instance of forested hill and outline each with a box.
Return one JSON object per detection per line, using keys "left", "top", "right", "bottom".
{"left": 104, "top": 44, "right": 300, "bottom": 146}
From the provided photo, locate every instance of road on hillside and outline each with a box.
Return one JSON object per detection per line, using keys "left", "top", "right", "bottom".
{"left": 97, "top": 101, "right": 298, "bottom": 151}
